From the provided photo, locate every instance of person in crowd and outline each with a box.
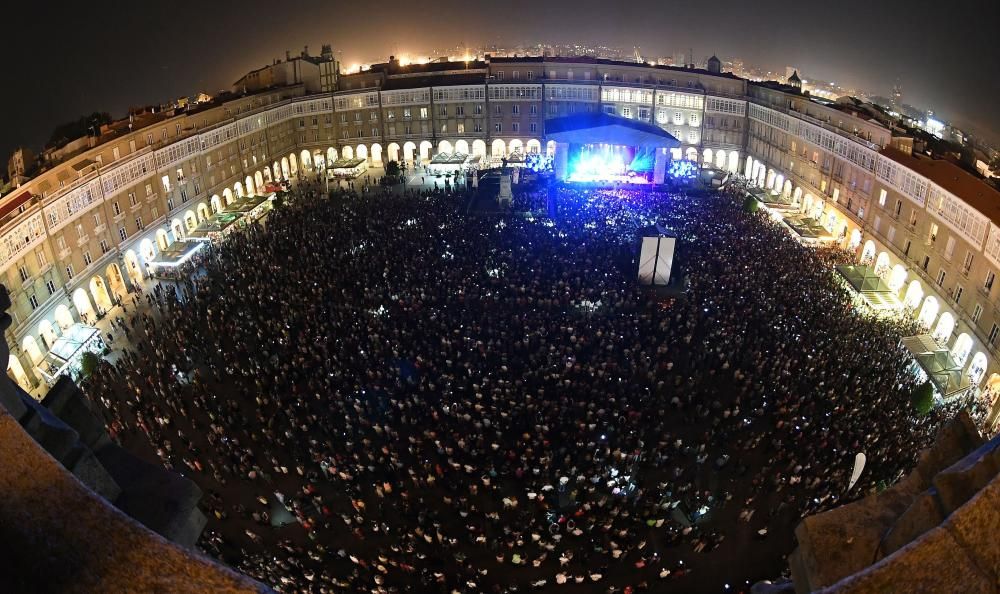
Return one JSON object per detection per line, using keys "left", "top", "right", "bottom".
{"left": 86, "top": 174, "right": 961, "bottom": 594}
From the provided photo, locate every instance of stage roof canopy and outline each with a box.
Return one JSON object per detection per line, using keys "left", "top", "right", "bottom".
{"left": 545, "top": 113, "right": 681, "bottom": 149}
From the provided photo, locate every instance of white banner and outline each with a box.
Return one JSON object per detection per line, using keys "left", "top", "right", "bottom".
{"left": 848, "top": 453, "right": 866, "bottom": 490}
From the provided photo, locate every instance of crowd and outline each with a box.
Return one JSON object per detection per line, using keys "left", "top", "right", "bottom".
{"left": 85, "top": 175, "right": 954, "bottom": 593}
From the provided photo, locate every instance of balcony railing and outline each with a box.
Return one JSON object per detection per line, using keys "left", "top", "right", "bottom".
{"left": 786, "top": 108, "right": 882, "bottom": 151}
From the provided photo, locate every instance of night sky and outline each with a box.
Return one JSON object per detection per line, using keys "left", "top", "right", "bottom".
{"left": 2, "top": 0, "right": 998, "bottom": 163}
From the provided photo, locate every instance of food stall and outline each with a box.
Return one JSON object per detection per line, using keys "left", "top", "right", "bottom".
{"left": 329, "top": 158, "right": 368, "bottom": 179}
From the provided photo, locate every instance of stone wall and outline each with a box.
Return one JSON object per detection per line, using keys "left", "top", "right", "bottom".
{"left": 785, "top": 411, "right": 1000, "bottom": 593}
{"left": 0, "top": 285, "right": 272, "bottom": 593}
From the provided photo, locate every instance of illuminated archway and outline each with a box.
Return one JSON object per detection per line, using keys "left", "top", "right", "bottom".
{"left": 88, "top": 277, "right": 113, "bottom": 314}
{"left": 387, "top": 143, "right": 400, "bottom": 162}
{"left": 888, "top": 264, "right": 907, "bottom": 293}
{"left": 455, "top": 140, "right": 470, "bottom": 155}
{"left": 474, "top": 139, "right": 489, "bottom": 158}
{"left": 72, "top": 287, "right": 95, "bottom": 322}
{"left": 508, "top": 139, "right": 523, "bottom": 156}
{"left": 932, "top": 312, "right": 956, "bottom": 344}
{"left": 917, "top": 296, "right": 940, "bottom": 329}
{"left": 140, "top": 238, "right": 155, "bottom": 262}
{"left": 860, "top": 240, "right": 876, "bottom": 264}
{"left": 703, "top": 148, "right": 713, "bottom": 165}
{"left": 356, "top": 145, "right": 368, "bottom": 162}
{"left": 289, "top": 152, "right": 298, "bottom": 175}
{"left": 222, "top": 188, "right": 234, "bottom": 205}
{"left": 903, "top": 280, "right": 924, "bottom": 309}
{"left": 419, "top": 141, "right": 433, "bottom": 161}
{"left": 197, "top": 202, "right": 211, "bottom": 222}
{"left": 22, "top": 335, "right": 43, "bottom": 366}
{"left": 184, "top": 210, "right": 198, "bottom": 232}
{"left": 327, "top": 147, "right": 338, "bottom": 164}
{"left": 727, "top": 151, "right": 739, "bottom": 174}
{"left": 546, "top": 140, "right": 556, "bottom": 157}
{"left": 211, "top": 195, "right": 223, "bottom": 213}
{"left": 124, "top": 249, "right": 144, "bottom": 286}
{"left": 234, "top": 182, "right": 244, "bottom": 198}
{"left": 849, "top": 229, "right": 862, "bottom": 251}
{"left": 874, "top": 252, "right": 891, "bottom": 278}
{"left": 968, "top": 352, "right": 988, "bottom": 386}
{"left": 714, "top": 150, "right": 726, "bottom": 169}
{"left": 745, "top": 156, "right": 754, "bottom": 178}
{"left": 792, "top": 187, "right": 803, "bottom": 206}
{"left": 526, "top": 139, "right": 541, "bottom": 155}
{"left": 402, "top": 142, "right": 416, "bottom": 162}
{"left": 765, "top": 169, "right": 776, "bottom": 189}
{"left": 156, "top": 229, "right": 170, "bottom": 251}
{"left": 105, "top": 263, "right": 129, "bottom": 302}
{"left": 273, "top": 161, "right": 281, "bottom": 181}
{"left": 300, "top": 150, "right": 313, "bottom": 171}
{"left": 491, "top": 139, "right": 506, "bottom": 158}
{"left": 8, "top": 355, "right": 30, "bottom": 391}
{"left": 262, "top": 166, "right": 273, "bottom": 183}
{"left": 686, "top": 147, "right": 699, "bottom": 162}
{"left": 438, "top": 140, "right": 454, "bottom": 155}
{"left": 170, "top": 218, "right": 184, "bottom": 240}
{"left": 312, "top": 150, "right": 325, "bottom": 171}
{"left": 245, "top": 176, "right": 255, "bottom": 197}
{"left": 281, "top": 157, "right": 291, "bottom": 180}
{"left": 54, "top": 304, "right": 74, "bottom": 331}
{"left": 38, "top": 320, "right": 57, "bottom": 350}
{"left": 254, "top": 171, "right": 265, "bottom": 193}
{"left": 342, "top": 146, "right": 354, "bottom": 160}
{"left": 370, "top": 143, "right": 382, "bottom": 164}
{"left": 782, "top": 179, "right": 792, "bottom": 198}
{"left": 951, "top": 333, "right": 974, "bottom": 367}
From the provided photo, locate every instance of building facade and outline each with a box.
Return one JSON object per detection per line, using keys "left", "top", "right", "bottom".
{"left": 3, "top": 56, "right": 1000, "bottom": 421}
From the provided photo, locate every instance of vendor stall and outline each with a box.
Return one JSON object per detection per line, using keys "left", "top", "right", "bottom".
{"left": 329, "top": 158, "right": 368, "bottom": 179}
{"left": 148, "top": 240, "right": 206, "bottom": 279}
{"left": 224, "top": 193, "right": 275, "bottom": 222}
{"left": 35, "top": 323, "right": 105, "bottom": 385}
{"left": 186, "top": 212, "right": 245, "bottom": 243}
{"left": 427, "top": 152, "right": 480, "bottom": 176}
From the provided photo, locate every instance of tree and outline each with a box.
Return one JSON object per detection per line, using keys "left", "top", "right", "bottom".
{"left": 80, "top": 352, "right": 101, "bottom": 379}
{"left": 910, "top": 381, "right": 935, "bottom": 416}
{"left": 385, "top": 160, "right": 401, "bottom": 179}
{"left": 743, "top": 195, "right": 759, "bottom": 214}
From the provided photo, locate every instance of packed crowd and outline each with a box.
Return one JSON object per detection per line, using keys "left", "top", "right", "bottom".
{"left": 85, "top": 176, "right": 953, "bottom": 593}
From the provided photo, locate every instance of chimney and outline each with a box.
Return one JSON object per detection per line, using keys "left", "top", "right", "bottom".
{"left": 303, "top": 45, "right": 309, "bottom": 57}
{"left": 285, "top": 50, "right": 291, "bottom": 61}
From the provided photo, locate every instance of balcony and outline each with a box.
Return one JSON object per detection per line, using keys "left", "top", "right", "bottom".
{"left": 785, "top": 108, "right": 881, "bottom": 151}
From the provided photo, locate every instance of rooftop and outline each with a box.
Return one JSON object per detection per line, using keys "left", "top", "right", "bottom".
{"left": 382, "top": 73, "right": 486, "bottom": 90}
{"left": 489, "top": 55, "right": 742, "bottom": 80}
{"left": 881, "top": 147, "right": 1000, "bottom": 225}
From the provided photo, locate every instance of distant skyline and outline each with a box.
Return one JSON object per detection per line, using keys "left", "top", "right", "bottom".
{"left": 2, "top": 0, "right": 998, "bottom": 162}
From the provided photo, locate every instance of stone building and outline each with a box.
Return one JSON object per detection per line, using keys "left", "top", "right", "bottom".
{"left": 1, "top": 54, "right": 999, "bottom": 430}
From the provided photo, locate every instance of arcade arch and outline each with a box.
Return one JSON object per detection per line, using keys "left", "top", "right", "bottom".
{"left": 22, "top": 335, "right": 43, "bottom": 366}
{"left": 89, "top": 276, "right": 114, "bottom": 313}
{"left": 54, "top": 305, "right": 74, "bottom": 331}
{"left": 72, "top": 288, "right": 95, "bottom": 322}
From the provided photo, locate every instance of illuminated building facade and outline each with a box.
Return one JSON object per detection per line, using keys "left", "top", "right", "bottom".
{"left": 3, "top": 55, "right": 999, "bottom": 422}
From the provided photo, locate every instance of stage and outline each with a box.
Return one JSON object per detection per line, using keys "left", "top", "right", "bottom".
{"left": 545, "top": 113, "right": 681, "bottom": 184}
